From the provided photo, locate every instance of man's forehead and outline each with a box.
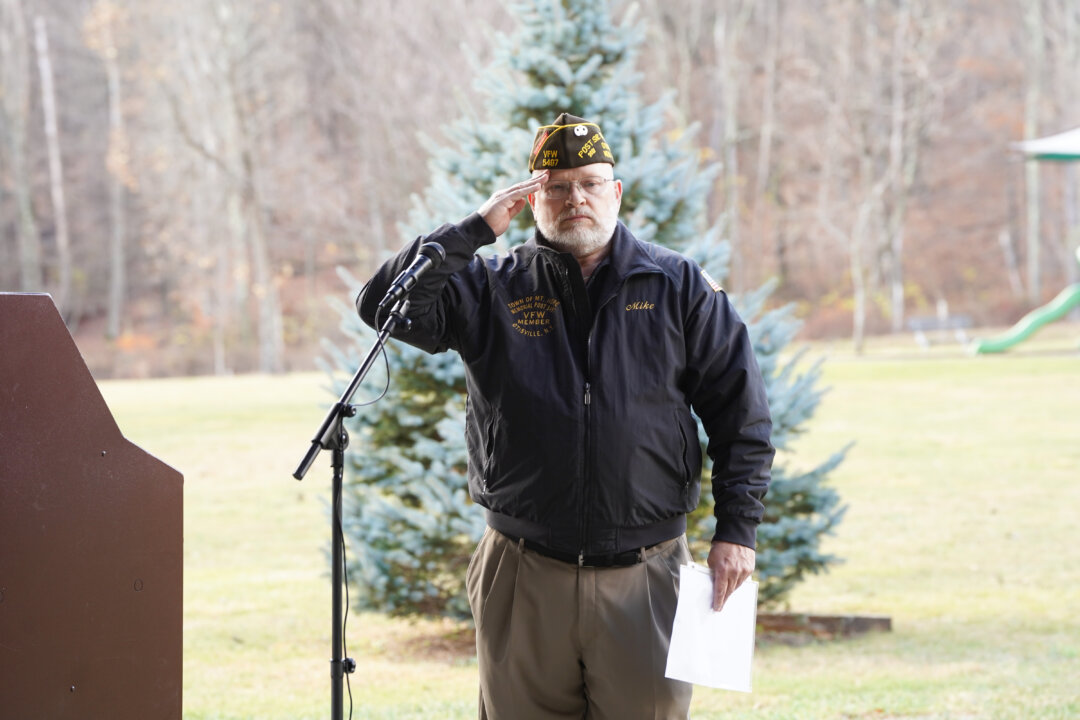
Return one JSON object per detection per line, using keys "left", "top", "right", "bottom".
{"left": 536, "top": 167, "right": 615, "bottom": 181}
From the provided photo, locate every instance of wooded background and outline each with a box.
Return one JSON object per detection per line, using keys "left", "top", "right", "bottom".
{"left": 3, "top": 0, "right": 1079, "bottom": 377}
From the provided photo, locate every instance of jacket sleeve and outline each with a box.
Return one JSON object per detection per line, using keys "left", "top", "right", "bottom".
{"left": 680, "top": 267, "right": 775, "bottom": 550}
{"left": 355, "top": 213, "right": 495, "bottom": 354}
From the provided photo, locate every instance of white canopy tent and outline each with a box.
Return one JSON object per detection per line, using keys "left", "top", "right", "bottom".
{"left": 1013, "top": 127, "right": 1080, "bottom": 160}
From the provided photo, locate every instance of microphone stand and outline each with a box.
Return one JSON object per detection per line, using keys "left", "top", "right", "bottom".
{"left": 292, "top": 297, "right": 413, "bottom": 720}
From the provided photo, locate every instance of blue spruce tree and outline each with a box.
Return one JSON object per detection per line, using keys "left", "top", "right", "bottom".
{"left": 324, "top": 0, "right": 847, "bottom": 617}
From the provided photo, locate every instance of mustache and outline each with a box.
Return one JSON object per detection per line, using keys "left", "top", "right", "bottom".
{"left": 558, "top": 208, "right": 598, "bottom": 222}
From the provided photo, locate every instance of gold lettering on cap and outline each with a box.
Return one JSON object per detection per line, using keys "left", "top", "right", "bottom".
{"left": 577, "top": 133, "right": 604, "bottom": 159}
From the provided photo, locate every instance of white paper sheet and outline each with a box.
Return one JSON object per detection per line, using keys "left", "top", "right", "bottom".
{"left": 664, "top": 564, "right": 758, "bottom": 692}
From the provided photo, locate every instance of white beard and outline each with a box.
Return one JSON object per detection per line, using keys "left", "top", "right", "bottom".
{"left": 535, "top": 207, "right": 617, "bottom": 257}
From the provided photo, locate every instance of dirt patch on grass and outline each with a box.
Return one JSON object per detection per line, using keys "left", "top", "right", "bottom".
{"left": 370, "top": 616, "right": 476, "bottom": 663}
{"left": 398, "top": 623, "right": 476, "bottom": 663}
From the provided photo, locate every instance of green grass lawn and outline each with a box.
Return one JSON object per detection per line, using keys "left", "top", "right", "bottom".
{"left": 99, "top": 330, "right": 1080, "bottom": 720}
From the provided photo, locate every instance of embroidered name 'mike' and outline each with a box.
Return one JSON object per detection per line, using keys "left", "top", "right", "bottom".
{"left": 625, "top": 300, "right": 655, "bottom": 311}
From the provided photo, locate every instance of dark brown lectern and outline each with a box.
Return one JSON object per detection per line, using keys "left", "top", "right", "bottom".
{"left": 0, "top": 293, "right": 183, "bottom": 719}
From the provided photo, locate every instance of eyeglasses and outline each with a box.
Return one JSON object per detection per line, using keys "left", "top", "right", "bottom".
{"left": 540, "top": 177, "right": 615, "bottom": 200}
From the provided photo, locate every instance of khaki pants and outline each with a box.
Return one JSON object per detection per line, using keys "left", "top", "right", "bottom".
{"left": 466, "top": 528, "right": 693, "bottom": 720}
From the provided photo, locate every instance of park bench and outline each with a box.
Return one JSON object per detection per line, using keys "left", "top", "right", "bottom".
{"left": 907, "top": 314, "right": 973, "bottom": 347}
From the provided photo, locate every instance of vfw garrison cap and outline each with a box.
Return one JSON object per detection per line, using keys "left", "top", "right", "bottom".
{"left": 529, "top": 112, "right": 615, "bottom": 172}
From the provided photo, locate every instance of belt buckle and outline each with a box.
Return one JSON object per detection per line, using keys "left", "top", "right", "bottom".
{"left": 582, "top": 549, "right": 641, "bottom": 568}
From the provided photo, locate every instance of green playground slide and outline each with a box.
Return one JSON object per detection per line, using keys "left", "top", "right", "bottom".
{"left": 972, "top": 283, "right": 1080, "bottom": 354}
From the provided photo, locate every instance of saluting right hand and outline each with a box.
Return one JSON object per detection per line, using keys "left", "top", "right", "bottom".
{"left": 478, "top": 171, "right": 549, "bottom": 237}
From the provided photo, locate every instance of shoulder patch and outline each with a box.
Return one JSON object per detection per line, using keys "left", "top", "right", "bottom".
{"left": 700, "top": 269, "right": 723, "bottom": 293}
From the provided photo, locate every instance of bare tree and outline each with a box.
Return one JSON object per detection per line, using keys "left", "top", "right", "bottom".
{"left": 1044, "top": 0, "right": 1080, "bottom": 287}
{"left": 880, "top": 0, "right": 948, "bottom": 332}
{"left": 712, "top": 0, "right": 755, "bottom": 291}
{"left": 810, "top": 0, "right": 887, "bottom": 352}
{"left": 84, "top": 1, "right": 131, "bottom": 339}
{"left": 881, "top": 0, "right": 912, "bottom": 332}
{"left": 1, "top": 0, "right": 42, "bottom": 292}
{"left": 1023, "top": 0, "right": 1045, "bottom": 305}
{"left": 34, "top": 14, "right": 73, "bottom": 314}
{"left": 751, "top": 0, "right": 781, "bottom": 273}
{"left": 4, "top": 0, "right": 1074, "bottom": 374}
{"left": 133, "top": 0, "right": 292, "bottom": 373}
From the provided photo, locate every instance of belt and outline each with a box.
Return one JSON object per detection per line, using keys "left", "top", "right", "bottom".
{"left": 518, "top": 537, "right": 656, "bottom": 568}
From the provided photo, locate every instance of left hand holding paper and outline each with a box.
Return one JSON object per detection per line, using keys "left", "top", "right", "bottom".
{"left": 707, "top": 541, "right": 755, "bottom": 611}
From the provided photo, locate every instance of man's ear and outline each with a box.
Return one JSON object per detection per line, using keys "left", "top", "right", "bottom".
{"left": 613, "top": 179, "right": 623, "bottom": 205}
{"left": 527, "top": 193, "right": 536, "bottom": 209}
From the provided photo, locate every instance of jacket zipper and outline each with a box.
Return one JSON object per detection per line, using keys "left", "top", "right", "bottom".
{"left": 579, "top": 379, "right": 592, "bottom": 566}
{"left": 549, "top": 256, "right": 592, "bottom": 561}
{"left": 554, "top": 250, "right": 661, "bottom": 560}
{"left": 565, "top": 261, "right": 593, "bottom": 564}
{"left": 578, "top": 284, "right": 623, "bottom": 561}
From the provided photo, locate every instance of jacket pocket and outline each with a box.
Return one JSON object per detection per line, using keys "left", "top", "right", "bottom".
{"left": 481, "top": 410, "right": 498, "bottom": 492}
{"left": 465, "top": 395, "right": 495, "bottom": 495}
{"left": 675, "top": 411, "right": 694, "bottom": 491}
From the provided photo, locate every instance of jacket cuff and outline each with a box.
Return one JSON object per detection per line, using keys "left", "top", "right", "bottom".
{"left": 711, "top": 515, "right": 758, "bottom": 550}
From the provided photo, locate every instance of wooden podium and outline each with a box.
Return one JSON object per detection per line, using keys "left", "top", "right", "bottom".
{"left": 0, "top": 293, "right": 183, "bottom": 718}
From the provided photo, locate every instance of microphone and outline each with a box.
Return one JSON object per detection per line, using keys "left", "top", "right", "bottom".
{"left": 377, "top": 242, "right": 447, "bottom": 309}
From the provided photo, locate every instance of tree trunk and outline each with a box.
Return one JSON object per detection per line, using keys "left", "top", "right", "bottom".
{"left": 1024, "top": 1, "right": 1044, "bottom": 305}
{"left": 851, "top": 0, "right": 883, "bottom": 353}
{"left": 713, "top": 5, "right": 740, "bottom": 289}
{"left": 753, "top": 0, "right": 780, "bottom": 278}
{"left": 1052, "top": 1, "right": 1080, "bottom": 289}
{"left": 997, "top": 229, "right": 1025, "bottom": 300}
{"left": 100, "top": 10, "right": 128, "bottom": 340}
{"left": 851, "top": 203, "right": 870, "bottom": 354}
{"left": 713, "top": 1, "right": 753, "bottom": 290}
{"left": 230, "top": 73, "right": 284, "bottom": 374}
{"left": 884, "top": 0, "right": 910, "bottom": 333}
{"left": 1065, "top": 165, "right": 1080, "bottom": 285}
{"left": 1, "top": 0, "right": 42, "bottom": 292}
{"left": 34, "top": 15, "right": 72, "bottom": 315}
{"left": 174, "top": 10, "right": 232, "bottom": 374}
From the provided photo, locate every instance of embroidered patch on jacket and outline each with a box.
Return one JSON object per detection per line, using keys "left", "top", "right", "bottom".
{"left": 701, "top": 269, "right": 723, "bottom": 292}
{"left": 625, "top": 300, "right": 656, "bottom": 311}
{"left": 508, "top": 295, "right": 560, "bottom": 337}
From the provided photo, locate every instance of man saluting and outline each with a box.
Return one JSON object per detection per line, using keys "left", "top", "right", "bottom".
{"left": 357, "top": 112, "right": 774, "bottom": 719}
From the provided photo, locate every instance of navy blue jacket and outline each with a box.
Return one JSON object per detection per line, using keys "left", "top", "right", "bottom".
{"left": 357, "top": 213, "right": 773, "bottom": 556}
